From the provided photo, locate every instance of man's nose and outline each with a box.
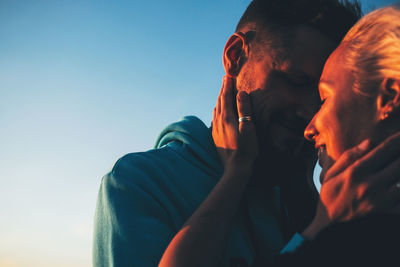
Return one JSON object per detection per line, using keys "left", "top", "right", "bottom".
{"left": 304, "top": 116, "right": 317, "bottom": 141}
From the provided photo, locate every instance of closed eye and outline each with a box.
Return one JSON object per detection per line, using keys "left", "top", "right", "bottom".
{"left": 279, "top": 71, "right": 316, "bottom": 88}
{"left": 316, "top": 98, "right": 327, "bottom": 111}
{"left": 289, "top": 76, "right": 315, "bottom": 87}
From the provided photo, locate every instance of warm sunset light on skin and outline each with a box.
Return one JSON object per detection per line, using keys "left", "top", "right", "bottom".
{"left": 301, "top": 4, "right": 400, "bottom": 241}
{"left": 305, "top": 3, "right": 400, "bottom": 183}
{"left": 304, "top": 47, "right": 377, "bottom": 180}
{"left": 1, "top": 1, "right": 397, "bottom": 266}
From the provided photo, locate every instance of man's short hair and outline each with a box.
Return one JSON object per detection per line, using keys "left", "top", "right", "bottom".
{"left": 236, "top": 0, "right": 362, "bottom": 54}
{"left": 340, "top": 3, "right": 400, "bottom": 96}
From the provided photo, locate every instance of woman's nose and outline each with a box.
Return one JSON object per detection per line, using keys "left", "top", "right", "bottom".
{"left": 304, "top": 116, "right": 318, "bottom": 141}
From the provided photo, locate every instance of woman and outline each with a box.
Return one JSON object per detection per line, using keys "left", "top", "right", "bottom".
{"left": 301, "top": 3, "right": 400, "bottom": 240}
{"left": 160, "top": 4, "right": 400, "bottom": 266}
{"left": 275, "top": 4, "right": 400, "bottom": 265}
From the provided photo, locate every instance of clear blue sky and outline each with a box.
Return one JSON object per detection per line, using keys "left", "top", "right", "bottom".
{"left": 0, "top": 0, "right": 395, "bottom": 266}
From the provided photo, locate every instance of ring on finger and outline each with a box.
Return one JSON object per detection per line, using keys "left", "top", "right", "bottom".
{"left": 238, "top": 116, "right": 252, "bottom": 122}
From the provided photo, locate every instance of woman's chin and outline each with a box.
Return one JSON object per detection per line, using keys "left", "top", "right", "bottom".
{"left": 318, "top": 157, "right": 334, "bottom": 184}
{"left": 319, "top": 167, "right": 328, "bottom": 184}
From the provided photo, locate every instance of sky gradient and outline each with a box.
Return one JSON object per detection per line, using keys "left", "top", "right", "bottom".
{"left": 0, "top": 0, "right": 396, "bottom": 266}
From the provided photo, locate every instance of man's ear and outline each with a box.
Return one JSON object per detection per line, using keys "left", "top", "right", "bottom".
{"left": 377, "top": 78, "right": 400, "bottom": 120}
{"left": 223, "top": 32, "right": 250, "bottom": 77}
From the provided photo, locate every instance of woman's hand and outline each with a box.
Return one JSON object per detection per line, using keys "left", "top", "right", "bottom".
{"left": 160, "top": 78, "right": 260, "bottom": 267}
{"left": 303, "top": 133, "right": 400, "bottom": 239}
{"left": 212, "top": 76, "right": 258, "bottom": 170}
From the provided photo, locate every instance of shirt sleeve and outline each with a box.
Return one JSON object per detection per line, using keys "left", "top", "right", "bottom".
{"left": 280, "top": 233, "right": 305, "bottom": 254}
{"left": 93, "top": 159, "right": 176, "bottom": 267}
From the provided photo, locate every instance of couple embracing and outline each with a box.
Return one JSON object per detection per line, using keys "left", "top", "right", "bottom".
{"left": 94, "top": 1, "right": 400, "bottom": 266}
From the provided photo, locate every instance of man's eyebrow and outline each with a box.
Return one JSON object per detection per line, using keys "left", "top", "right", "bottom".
{"left": 282, "top": 66, "right": 318, "bottom": 80}
{"left": 274, "top": 61, "right": 319, "bottom": 83}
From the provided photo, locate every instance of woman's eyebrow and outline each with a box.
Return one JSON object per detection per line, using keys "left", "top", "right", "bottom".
{"left": 318, "top": 80, "right": 334, "bottom": 98}
{"left": 319, "top": 79, "right": 334, "bottom": 86}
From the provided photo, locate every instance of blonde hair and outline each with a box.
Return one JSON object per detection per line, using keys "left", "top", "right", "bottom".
{"left": 340, "top": 3, "right": 400, "bottom": 95}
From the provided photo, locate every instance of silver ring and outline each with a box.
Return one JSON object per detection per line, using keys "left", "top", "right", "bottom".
{"left": 238, "top": 116, "right": 252, "bottom": 122}
{"left": 396, "top": 182, "right": 400, "bottom": 189}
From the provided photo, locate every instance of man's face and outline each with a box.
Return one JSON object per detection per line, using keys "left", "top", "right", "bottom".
{"left": 236, "top": 26, "right": 335, "bottom": 166}
{"left": 304, "top": 47, "right": 376, "bottom": 183}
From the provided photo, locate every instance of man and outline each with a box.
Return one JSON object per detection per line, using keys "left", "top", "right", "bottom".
{"left": 93, "top": 0, "right": 361, "bottom": 266}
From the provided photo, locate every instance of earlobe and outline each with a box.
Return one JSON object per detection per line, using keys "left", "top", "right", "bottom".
{"left": 378, "top": 78, "right": 400, "bottom": 121}
{"left": 223, "top": 32, "right": 249, "bottom": 77}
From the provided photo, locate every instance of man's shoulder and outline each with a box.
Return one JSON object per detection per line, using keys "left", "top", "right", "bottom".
{"left": 113, "top": 147, "right": 175, "bottom": 173}
{"left": 100, "top": 115, "right": 221, "bottom": 198}
{"left": 102, "top": 146, "right": 178, "bottom": 187}
{"left": 103, "top": 144, "right": 215, "bottom": 187}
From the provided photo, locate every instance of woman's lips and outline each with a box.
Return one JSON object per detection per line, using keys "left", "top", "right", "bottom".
{"left": 317, "top": 145, "right": 334, "bottom": 184}
{"left": 317, "top": 145, "right": 327, "bottom": 168}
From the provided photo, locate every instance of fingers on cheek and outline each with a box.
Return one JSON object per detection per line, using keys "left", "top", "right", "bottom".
{"left": 341, "top": 151, "right": 362, "bottom": 175}
{"left": 220, "top": 96, "right": 230, "bottom": 118}
{"left": 341, "top": 162, "right": 365, "bottom": 189}
{"left": 325, "top": 159, "right": 352, "bottom": 182}
{"left": 320, "top": 179, "right": 342, "bottom": 200}
{"left": 332, "top": 181, "right": 344, "bottom": 198}
{"left": 221, "top": 81, "right": 230, "bottom": 106}
{"left": 237, "top": 91, "right": 251, "bottom": 117}
{"left": 344, "top": 149, "right": 361, "bottom": 166}
{"left": 213, "top": 107, "right": 216, "bottom": 121}
{"left": 355, "top": 183, "right": 373, "bottom": 205}
{"left": 362, "top": 201, "right": 374, "bottom": 214}
{"left": 216, "top": 96, "right": 221, "bottom": 114}
{"left": 218, "top": 76, "right": 225, "bottom": 98}
{"left": 327, "top": 142, "right": 370, "bottom": 179}
{"left": 221, "top": 84, "right": 229, "bottom": 99}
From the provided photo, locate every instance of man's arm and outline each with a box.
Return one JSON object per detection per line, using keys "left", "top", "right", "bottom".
{"left": 160, "top": 77, "right": 259, "bottom": 267}
{"left": 159, "top": 161, "right": 253, "bottom": 267}
{"left": 93, "top": 158, "right": 176, "bottom": 267}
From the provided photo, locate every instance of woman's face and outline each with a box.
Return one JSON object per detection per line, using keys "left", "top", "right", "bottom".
{"left": 304, "top": 47, "right": 377, "bottom": 182}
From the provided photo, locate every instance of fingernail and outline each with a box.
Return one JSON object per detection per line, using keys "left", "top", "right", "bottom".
{"left": 358, "top": 139, "right": 370, "bottom": 151}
